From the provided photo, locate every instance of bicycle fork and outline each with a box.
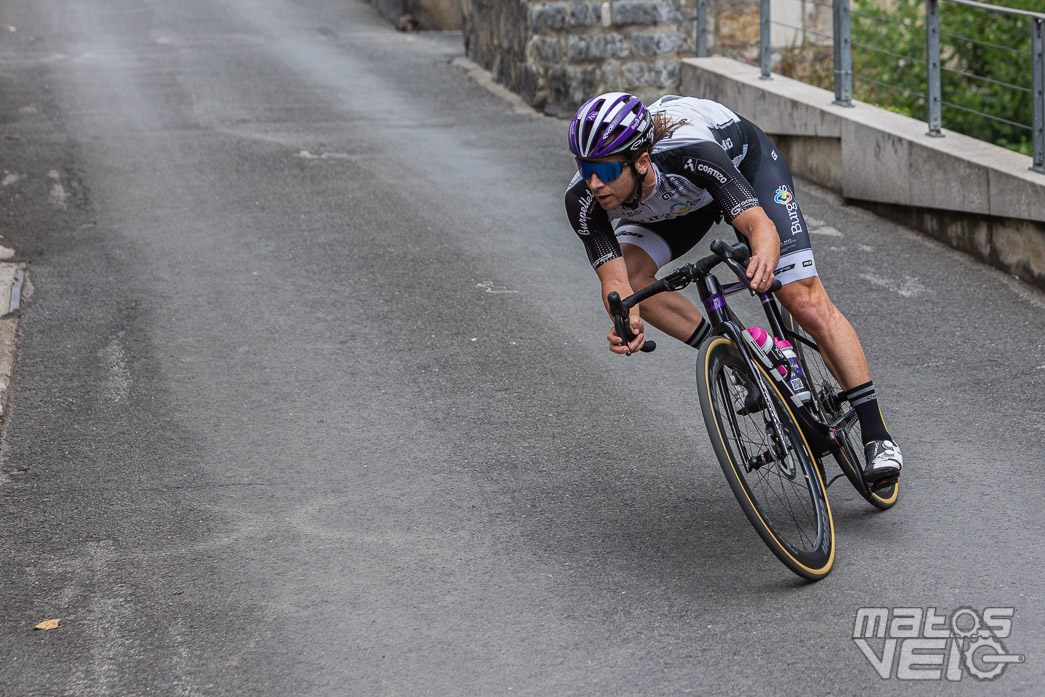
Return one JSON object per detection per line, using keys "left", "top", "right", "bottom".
{"left": 716, "top": 323, "right": 798, "bottom": 479}
{"left": 698, "top": 275, "right": 799, "bottom": 480}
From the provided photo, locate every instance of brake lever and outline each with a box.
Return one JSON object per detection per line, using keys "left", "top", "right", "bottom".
{"left": 724, "top": 257, "right": 752, "bottom": 288}
{"left": 725, "top": 256, "right": 782, "bottom": 294}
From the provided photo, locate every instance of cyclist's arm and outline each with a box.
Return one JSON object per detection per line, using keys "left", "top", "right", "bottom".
{"left": 564, "top": 180, "right": 622, "bottom": 269}
{"left": 564, "top": 182, "right": 644, "bottom": 353}
{"left": 732, "top": 208, "right": 780, "bottom": 292}
{"left": 595, "top": 257, "right": 644, "bottom": 354}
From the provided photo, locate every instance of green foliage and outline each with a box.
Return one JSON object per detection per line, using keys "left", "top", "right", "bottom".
{"left": 779, "top": 0, "right": 1037, "bottom": 155}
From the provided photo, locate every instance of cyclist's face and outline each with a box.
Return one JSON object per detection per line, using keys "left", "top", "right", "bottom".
{"left": 580, "top": 153, "right": 648, "bottom": 210}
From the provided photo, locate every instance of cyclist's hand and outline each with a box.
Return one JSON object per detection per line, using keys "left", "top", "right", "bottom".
{"left": 745, "top": 254, "right": 778, "bottom": 293}
{"left": 608, "top": 314, "right": 645, "bottom": 355}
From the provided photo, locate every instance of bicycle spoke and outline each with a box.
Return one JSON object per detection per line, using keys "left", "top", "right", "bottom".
{"left": 712, "top": 364, "right": 823, "bottom": 552}
{"left": 745, "top": 442, "right": 820, "bottom": 548}
{"left": 698, "top": 335, "right": 834, "bottom": 579}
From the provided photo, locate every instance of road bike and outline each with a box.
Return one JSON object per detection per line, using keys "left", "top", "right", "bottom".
{"left": 607, "top": 239, "right": 899, "bottom": 580}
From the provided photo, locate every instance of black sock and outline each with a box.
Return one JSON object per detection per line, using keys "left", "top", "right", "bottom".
{"left": 685, "top": 319, "right": 710, "bottom": 349}
{"left": 844, "top": 381, "right": 890, "bottom": 445}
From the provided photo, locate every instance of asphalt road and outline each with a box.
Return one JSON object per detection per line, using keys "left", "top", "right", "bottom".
{"left": 1, "top": 1, "right": 1044, "bottom": 695}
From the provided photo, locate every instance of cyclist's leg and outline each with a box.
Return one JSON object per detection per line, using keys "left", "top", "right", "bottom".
{"left": 616, "top": 208, "right": 719, "bottom": 345}
{"left": 741, "top": 123, "right": 900, "bottom": 478}
{"left": 738, "top": 121, "right": 870, "bottom": 391}
{"left": 619, "top": 244, "right": 705, "bottom": 342}
{"left": 776, "top": 278, "right": 868, "bottom": 391}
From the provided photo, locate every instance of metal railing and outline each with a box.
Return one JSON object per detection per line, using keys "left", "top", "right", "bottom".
{"left": 696, "top": 0, "right": 1045, "bottom": 174}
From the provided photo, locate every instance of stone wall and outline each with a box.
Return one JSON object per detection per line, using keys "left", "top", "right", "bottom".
{"left": 451, "top": 0, "right": 835, "bottom": 118}
{"left": 461, "top": 0, "right": 698, "bottom": 117}
{"left": 362, "top": 0, "right": 838, "bottom": 117}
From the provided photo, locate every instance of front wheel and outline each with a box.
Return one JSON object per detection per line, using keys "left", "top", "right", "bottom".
{"left": 697, "top": 336, "right": 835, "bottom": 581}
{"left": 780, "top": 308, "right": 899, "bottom": 510}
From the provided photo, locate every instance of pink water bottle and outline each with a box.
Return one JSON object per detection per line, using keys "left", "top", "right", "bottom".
{"left": 743, "top": 327, "right": 785, "bottom": 376}
{"left": 742, "top": 327, "right": 810, "bottom": 407}
{"left": 772, "top": 337, "right": 811, "bottom": 406}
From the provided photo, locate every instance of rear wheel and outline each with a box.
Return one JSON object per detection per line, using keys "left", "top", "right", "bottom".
{"left": 697, "top": 336, "right": 834, "bottom": 580}
{"left": 780, "top": 308, "right": 898, "bottom": 510}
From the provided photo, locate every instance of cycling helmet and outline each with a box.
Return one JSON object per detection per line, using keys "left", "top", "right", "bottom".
{"left": 568, "top": 92, "right": 654, "bottom": 160}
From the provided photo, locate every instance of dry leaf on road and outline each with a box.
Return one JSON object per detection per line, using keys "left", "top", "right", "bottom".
{"left": 33, "top": 619, "right": 61, "bottom": 631}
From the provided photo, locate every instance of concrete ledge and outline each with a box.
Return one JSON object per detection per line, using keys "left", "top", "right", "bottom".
{"left": 0, "top": 259, "right": 27, "bottom": 424}
{"left": 681, "top": 57, "right": 845, "bottom": 138}
{"left": 681, "top": 56, "right": 1045, "bottom": 288}
{"left": 682, "top": 57, "right": 1045, "bottom": 221}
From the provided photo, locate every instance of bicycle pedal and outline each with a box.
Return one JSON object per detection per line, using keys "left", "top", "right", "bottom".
{"left": 869, "top": 474, "right": 899, "bottom": 492}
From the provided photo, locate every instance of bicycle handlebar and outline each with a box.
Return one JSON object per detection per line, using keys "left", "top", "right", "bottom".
{"left": 708, "top": 239, "right": 782, "bottom": 293}
{"left": 607, "top": 290, "right": 657, "bottom": 354}
{"left": 606, "top": 239, "right": 782, "bottom": 355}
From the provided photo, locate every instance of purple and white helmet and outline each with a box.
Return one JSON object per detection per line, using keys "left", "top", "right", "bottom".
{"left": 568, "top": 92, "right": 653, "bottom": 159}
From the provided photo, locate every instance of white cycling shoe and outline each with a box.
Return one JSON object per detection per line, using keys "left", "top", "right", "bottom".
{"left": 863, "top": 439, "right": 903, "bottom": 484}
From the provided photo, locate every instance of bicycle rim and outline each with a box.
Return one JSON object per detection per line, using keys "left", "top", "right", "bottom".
{"left": 698, "top": 337, "right": 834, "bottom": 580}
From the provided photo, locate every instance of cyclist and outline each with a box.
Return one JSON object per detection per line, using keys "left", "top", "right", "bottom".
{"left": 564, "top": 92, "right": 902, "bottom": 484}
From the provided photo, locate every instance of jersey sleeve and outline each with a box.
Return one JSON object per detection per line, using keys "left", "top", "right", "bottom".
{"left": 659, "top": 142, "right": 760, "bottom": 223}
{"left": 564, "top": 180, "right": 621, "bottom": 270}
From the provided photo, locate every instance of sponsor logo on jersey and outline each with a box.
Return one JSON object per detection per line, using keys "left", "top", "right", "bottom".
{"left": 670, "top": 200, "right": 697, "bottom": 215}
{"left": 616, "top": 230, "right": 644, "bottom": 238}
{"left": 774, "top": 185, "right": 804, "bottom": 237}
{"left": 577, "top": 191, "right": 595, "bottom": 236}
{"left": 729, "top": 197, "right": 759, "bottom": 219}
{"left": 696, "top": 161, "right": 728, "bottom": 185}
{"left": 771, "top": 150, "right": 779, "bottom": 161}
{"left": 775, "top": 264, "right": 795, "bottom": 274}
{"left": 803, "top": 260, "right": 814, "bottom": 267}
{"left": 593, "top": 252, "right": 616, "bottom": 268}
{"left": 683, "top": 157, "right": 697, "bottom": 173}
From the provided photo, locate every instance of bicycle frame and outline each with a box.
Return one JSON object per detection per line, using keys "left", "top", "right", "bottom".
{"left": 707, "top": 275, "right": 856, "bottom": 459}
{"left": 611, "top": 239, "right": 872, "bottom": 486}
{"left": 611, "top": 240, "right": 895, "bottom": 575}
{"left": 703, "top": 274, "right": 874, "bottom": 497}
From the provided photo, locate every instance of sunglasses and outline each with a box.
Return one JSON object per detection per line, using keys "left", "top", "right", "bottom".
{"left": 576, "top": 158, "right": 634, "bottom": 183}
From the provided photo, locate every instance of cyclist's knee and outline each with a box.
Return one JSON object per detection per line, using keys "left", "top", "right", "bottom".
{"left": 781, "top": 280, "right": 840, "bottom": 335}
{"left": 628, "top": 270, "right": 658, "bottom": 290}
{"left": 794, "top": 301, "right": 840, "bottom": 336}
{"left": 622, "top": 244, "right": 660, "bottom": 287}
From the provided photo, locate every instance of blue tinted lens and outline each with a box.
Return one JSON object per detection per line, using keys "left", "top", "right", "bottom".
{"left": 577, "top": 160, "right": 624, "bottom": 182}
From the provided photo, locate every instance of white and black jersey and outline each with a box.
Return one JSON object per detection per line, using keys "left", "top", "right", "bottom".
{"left": 564, "top": 95, "right": 818, "bottom": 286}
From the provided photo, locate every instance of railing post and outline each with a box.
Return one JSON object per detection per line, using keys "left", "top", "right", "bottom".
{"left": 1032, "top": 18, "right": 1044, "bottom": 173}
{"left": 760, "top": 0, "right": 771, "bottom": 79}
{"left": 697, "top": 0, "right": 708, "bottom": 58}
{"left": 926, "top": 0, "right": 944, "bottom": 137}
{"left": 832, "top": 0, "right": 853, "bottom": 106}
